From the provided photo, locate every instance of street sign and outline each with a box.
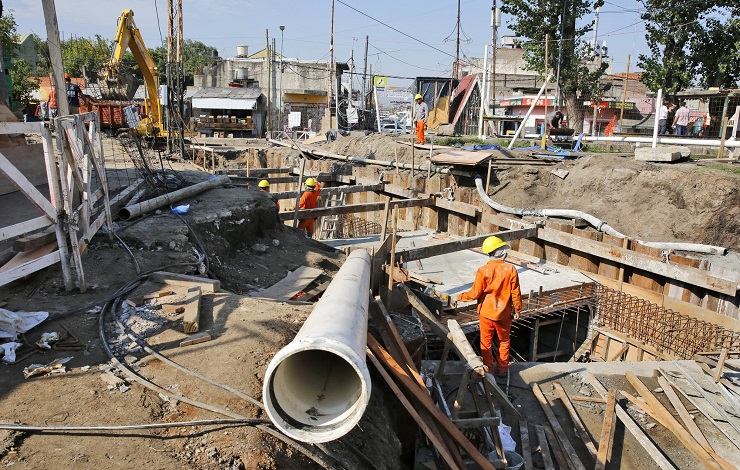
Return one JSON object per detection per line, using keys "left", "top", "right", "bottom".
{"left": 374, "top": 76, "right": 387, "bottom": 87}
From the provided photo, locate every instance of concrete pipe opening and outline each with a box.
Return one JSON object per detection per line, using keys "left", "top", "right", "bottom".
{"left": 264, "top": 345, "right": 369, "bottom": 442}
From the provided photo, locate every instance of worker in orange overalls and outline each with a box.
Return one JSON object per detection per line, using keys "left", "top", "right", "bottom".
{"left": 413, "top": 93, "right": 428, "bottom": 144}
{"left": 456, "top": 236, "right": 522, "bottom": 378}
{"left": 47, "top": 86, "right": 58, "bottom": 118}
{"left": 297, "top": 177, "right": 320, "bottom": 237}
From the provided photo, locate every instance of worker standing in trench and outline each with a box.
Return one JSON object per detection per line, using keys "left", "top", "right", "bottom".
{"left": 413, "top": 93, "right": 428, "bottom": 144}
{"left": 455, "top": 236, "right": 522, "bottom": 378}
{"left": 258, "top": 179, "right": 279, "bottom": 211}
{"left": 296, "top": 177, "right": 320, "bottom": 238}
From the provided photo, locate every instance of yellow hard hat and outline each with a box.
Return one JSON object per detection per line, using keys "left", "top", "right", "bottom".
{"left": 305, "top": 177, "right": 316, "bottom": 187}
{"left": 482, "top": 236, "right": 507, "bottom": 254}
{"left": 258, "top": 179, "right": 270, "bottom": 188}
{"left": 415, "top": 94, "right": 423, "bottom": 100}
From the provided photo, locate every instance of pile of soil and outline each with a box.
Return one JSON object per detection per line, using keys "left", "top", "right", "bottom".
{"left": 490, "top": 154, "right": 740, "bottom": 249}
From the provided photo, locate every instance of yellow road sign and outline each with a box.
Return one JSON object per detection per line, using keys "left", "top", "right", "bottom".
{"left": 374, "top": 76, "right": 387, "bottom": 87}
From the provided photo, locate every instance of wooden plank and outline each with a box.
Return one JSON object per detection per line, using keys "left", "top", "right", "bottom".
{"left": 253, "top": 265, "right": 323, "bottom": 301}
{"left": 149, "top": 272, "right": 221, "bottom": 293}
{"left": 569, "top": 228, "right": 600, "bottom": 272}
{"left": 0, "top": 241, "right": 57, "bottom": 273}
{"left": 371, "top": 234, "right": 394, "bottom": 295}
{"left": 366, "top": 348, "right": 463, "bottom": 470}
{"left": 657, "top": 376, "right": 713, "bottom": 452}
{"left": 572, "top": 396, "right": 606, "bottom": 403}
{"left": 180, "top": 332, "right": 212, "bottom": 347}
{"left": 434, "top": 198, "right": 479, "bottom": 217}
{"left": 272, "top": 183, "right": 383, "bottom": 201}
{"left": 0, "top": 215, "right": 53, "bottom": 242}
{"left": 595, "top": 390, "right": 617, "bottom": 470}
{"left": 278, "top": 198, "right": 433, "bottom": 220}
{"left": 542, "top": 422, "right": 571, "bottom": 470}
{"left": 12, "top": 228, "right": 56, "bottom": 252}
{"left": 531, "top": 383, "right": 587, "bottom": 470}
{"left": 0, "top": 150, "right": 57, "bottom": 220}
{"left": 582, "top": 372, "right": 676, "bottom": 470}
{"left": 552, "top": 381, "right": 598, "bottom": 460}
{"left": 714, "top": 348, "right": 728, "bottom": 382}
{"left": 519, "top": 420, "right": 534, "bottom": 470}
{"left": 0, "top": 122, "right": 44, "bottom": 134}
{"left": 625, "top": 371, "right": 727, "bottom": 470}
{"left": 395, "top": 227, "right": 538, "bottom": 262}
{"left": 451, "top": 416, "right": 501, "bottom": 429}
{"left": 533, "top": 424, "right": 555, "bottom": 470}
{"left": 367, "top": 335, "right": 494, "bottom": 470}
{"left": 537, "top": 227, "right": 738, "bottom": 295}
{"left": 0, "top": 250, "right": 60, "bottom": 286}
{"left": 182, "top": 286, "right": 202, "bottom": 334}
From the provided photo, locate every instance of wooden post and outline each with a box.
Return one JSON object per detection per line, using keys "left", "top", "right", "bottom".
{"left": 291, "top": 158, "right": 306, "bottom": 228}
{"left": 619, "top": 54, "right": 631, "bottom": 130}
{"left": 541, "top": 34, "right": 549, "bottom": 150}
{"left": 410, "top": 137, "right": 415, "bottom": 178}
{"left": 380, "top": 197, "right": 391, "bottom": 241}
{"left": 387, "top": 206, "right": 398, "bottom": 290}
{"left": 718, "top": 94, "right": 730, "bottom": 159}
{"left": 714, "top": 348, "right": 729, "bottom": 382}
{"left": 394, "top": 148, "right": 399, "bottom": 175}
{"left": 617, "top": 236, "right": 629, "bottom": 291}
{"left": 485, "top": 158, "right": 493, "bottom": 195}
{"left": 42, "top": 0, "right": 70, "bottom": 116}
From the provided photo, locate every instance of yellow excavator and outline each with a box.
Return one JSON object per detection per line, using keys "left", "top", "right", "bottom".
{"left": 100, "top": 9, "right": 163, "bottom": 137}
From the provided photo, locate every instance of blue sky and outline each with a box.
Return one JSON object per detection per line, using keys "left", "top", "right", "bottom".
{"left": 12, "top": 0, "right": 650, "bottom": 86}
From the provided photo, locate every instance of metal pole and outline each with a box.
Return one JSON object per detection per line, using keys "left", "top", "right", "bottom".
{"left": 541, "top": 34, "right": 549, "bottom": 150}
{"left": 619, "top": 54, "right": 630, "bottom": 131}
{"left": 651, "top": 88, "right": 663, "bottom": 148}
{"left": 265, "top": 29, "right": 271, "bottom": 138}
{"left": 718, "top": 94, "right": 730, "bottom": 158}
{"left": 491, "top": 1, "right": 499, "bottom": 128}
{"left": 508, "top": 74, "right": 552, "bottom": 149}
{"left": 478, "top": 45, "right": 489, "bottom": 139}
{"left": 279, "top": 26, "right": 285, "bottom": 133}
{"left": 555, "top": 0, "right": 566, "bottom": 109}
{"left": 328, "top": 0, "right": 335, "bottom": 129}
{"left": 42, "top": 0, "right": 70, "bottom": 116}
{"left": 362, "top": 35, "right": 369, "bottom": 114}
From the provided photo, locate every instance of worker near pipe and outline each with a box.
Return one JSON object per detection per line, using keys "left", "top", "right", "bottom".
{"left": 413, "top": 93, "right": 428, "bottom": 144}
{"left": 455, "top": 236, "right": 522, "bottom": 378}
{"left": 297, "top": 177, "right": 320, "bottom": 238}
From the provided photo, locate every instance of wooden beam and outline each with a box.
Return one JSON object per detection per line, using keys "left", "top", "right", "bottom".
{"left": 230, "top": 173, "right": 336, "bottom": 184}
{"left": 0, "top": 151, "right": 57, "bottom": 221}
{"left": 625, "top": 371, "right": 728, "bottom": 470}
{"left": 252, "top": 266, "right": 323, "bottom": 301}
{"left": 537, "top": 227, "right": 738, "bottom": 295}
{"left": 0, "top": 216, "right": 54, "bottom": 242}
{"left": 367, "top": 335, "right": 495, "bottom": 470}
{"left": 366, "top": 348, "right": 463, "bottom": 469}
{"left": 434, "top": 198, "right": 480, "bottom": 217}
{"left": 595, "top": 390, "right": 617, "bottom": 470}
{"left": 13, "top": 229, "right": 56, "bottom": 252}
{"left": 714, "top": 348, "right": 729, "bottom": 383}
{"left": 519, "top": 420, "right": 534, "bottom": 470}
{"left": 451, "top": 416, "right": 501, "bottom": 429}
{"left": 182, "top": 286, "right": 202, "bottom": 334}
{"left": 395, "top": 227, "right": 538, "bottom": 262}
{"left": 150, "top": 272, "right": 221, "bottom": 293}
{"left": 531, "top": 383, "right": 587, "bottom": 470}
{"left": 582, "top": 372, "right": 676, "bottom": 470}
{"left": 272, "top": 183, "right": 383, "bottom": 201}
{"left": 552, "top": 381, "right": 598, "bottom": 460}
{"left": 657, "top": 376, "right": 713, "bottom": 452}
{"left": 180, "top": 332, "right": 211, "bottom": 347}
{"left": 533, "top": 424, "right": 555, "bottom": 470}
{"left": 0, "top": 122, "right": 44, "bottom": 134}
{"left": 542, "top": 422, "right": 571, "bottom": 470}
{"left": 278, "top": 198, "right": 433, "bottom": 221}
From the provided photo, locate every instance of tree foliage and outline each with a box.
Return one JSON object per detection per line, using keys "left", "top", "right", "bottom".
{"left": 500, "top": 0, "right": 609, "bottom": 133}
{"left": 60, "top": 35, "right": 112, "bottom": 78}
{"left": 639, "top": 0, "right": 740, "bottom": 93}
{"left": 9, "top": 59, "right": 39, "bottom": 106}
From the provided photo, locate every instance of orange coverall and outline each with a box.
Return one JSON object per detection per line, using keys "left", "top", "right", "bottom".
{"left": 457, "top": 259, "right": 522, "bottom": 374}
{"left": 297, "top": 183, "right": 320, "bottom": 236}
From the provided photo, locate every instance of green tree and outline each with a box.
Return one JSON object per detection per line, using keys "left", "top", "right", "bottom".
{"left": 0, "top": 10, "right": 20, "bottom": 110}
{"left": 639, "top": 0, "right": 739, "bottom": 93}
{"left": 9, "top": 58, "right": 39, "bottom": 107}
{"left": 182, "top": 39, "right": 216, "bottom": 85}
{"left": 500, "top": 0, "right": 609, "bottom": 134}
{"left": 33, "top": 34, "right": 51, "bottom": 77}
{"left": 60, "top": 35, "right": 112, "bottom": 77}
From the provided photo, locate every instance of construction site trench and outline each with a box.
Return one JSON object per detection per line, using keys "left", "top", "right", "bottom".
{"left": 1, "top": 130, "right": 739, "bottom": 470}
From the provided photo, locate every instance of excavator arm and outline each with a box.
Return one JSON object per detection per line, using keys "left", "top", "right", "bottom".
{"left": 101, "top": 9, "right": 162, "bottom": 136}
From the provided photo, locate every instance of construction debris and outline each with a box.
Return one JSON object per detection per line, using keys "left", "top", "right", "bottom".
{"left": 23, "top": 357, "right": 73, "bottom": 379}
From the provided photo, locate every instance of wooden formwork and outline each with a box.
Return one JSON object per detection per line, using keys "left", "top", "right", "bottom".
{"left": 0, "top": 113, "right": 113, "bottom": 291}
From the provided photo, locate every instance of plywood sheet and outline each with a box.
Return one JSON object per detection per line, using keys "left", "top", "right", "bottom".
{"left": 253, "top": 266, "right": 324, "bottom": 301}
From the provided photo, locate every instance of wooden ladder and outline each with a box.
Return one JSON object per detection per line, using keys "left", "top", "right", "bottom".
{"left": 318, "top": 191, "right": 346, "bottom": 240}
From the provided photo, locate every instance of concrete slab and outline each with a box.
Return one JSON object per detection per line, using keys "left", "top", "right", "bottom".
{"left": 634, "top": 145, "right": 687, "bottom": 162}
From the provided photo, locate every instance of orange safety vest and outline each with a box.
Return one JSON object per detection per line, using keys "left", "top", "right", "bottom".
{"left": 297, "top": 184, "right": 321, "bottom": 233}
{"left": 48, "top": 89, "right": 57, "bottom": 109}
{"left": 457, "top": 259, "right": 523, "bottom": 321}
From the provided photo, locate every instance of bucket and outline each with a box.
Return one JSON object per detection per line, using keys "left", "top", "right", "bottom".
{"left": 504, "top": 451, "right": 524, "bottom": 470}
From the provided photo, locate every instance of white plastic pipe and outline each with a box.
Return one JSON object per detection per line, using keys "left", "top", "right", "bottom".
{"left": 119, "top": 175, "right": 231, "bottom": 219}
{"left": 474, "top": 176, "right": 726, "bottom": 255}
{"left": 262, "top": 250, "right": 372, "bottom": 443}
{"left": 652, "top": 88, "right": 663, "bottom": 148}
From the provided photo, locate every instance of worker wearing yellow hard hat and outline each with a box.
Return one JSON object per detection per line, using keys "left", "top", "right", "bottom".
{"left": 258, "top": 179, "right": 280, "bottom": 211}
{"left": 297, "top": 177, "right": 321, "bottom": 237}
{"left": 456, "top": 236, "right": 522, "bottom": 378}
{"left": 413, "top": 93, "right": 428, "bottom": 144}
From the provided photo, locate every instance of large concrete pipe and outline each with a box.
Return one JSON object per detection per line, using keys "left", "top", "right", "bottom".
{"left": 119, "top": 175, "right": 230, "bottom": 219}
{"left": 263, "top": 250, "right": 372, "bottom": 443}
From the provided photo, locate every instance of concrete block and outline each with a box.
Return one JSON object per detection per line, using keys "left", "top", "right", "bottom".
{"left": 436, "top": 124, "right": 456, "bottom": 136}
{"left": 634, "top": 146, "right": 683, "bottom": 162}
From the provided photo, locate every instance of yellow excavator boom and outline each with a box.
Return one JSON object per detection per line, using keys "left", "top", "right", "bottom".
{"left": 101, "top": 9, "right": 162, "bottom": 136}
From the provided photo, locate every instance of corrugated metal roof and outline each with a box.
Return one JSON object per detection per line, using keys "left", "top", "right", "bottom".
{"left": 191, "top": 87, "right": 262, "bottom": 99}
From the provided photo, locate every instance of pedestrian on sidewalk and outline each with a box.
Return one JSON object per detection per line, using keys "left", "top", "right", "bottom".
{"left": 658, "top": 100, "right": 669, "bottom": 135}
{"left": 673, "top": 101, "right": 690, "bottom": 136}
{"left": 413, "top": 93, "right": 428, "bottom": 144}
{"left": 455, "top": 236, "right": 522, "bottom": 378}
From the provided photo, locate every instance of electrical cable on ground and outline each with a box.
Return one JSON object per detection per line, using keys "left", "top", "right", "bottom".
{"left": 0, "top": 419, "right": 269, "bottom": 433}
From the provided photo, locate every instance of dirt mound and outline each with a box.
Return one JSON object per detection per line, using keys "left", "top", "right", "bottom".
{"left": 490, "top": 154, "right": 740, "bottom": 249}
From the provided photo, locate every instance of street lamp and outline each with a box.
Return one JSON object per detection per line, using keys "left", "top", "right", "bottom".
{"left": 279, "top": 25, "right": 285, "bottom": 132}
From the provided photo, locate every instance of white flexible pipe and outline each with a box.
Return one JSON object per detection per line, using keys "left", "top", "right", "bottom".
{"left": 474, "top": 176, "right": 727, "bottom": 255}
{"left": 262, "top": 250, "right": 372, "bottom": 443}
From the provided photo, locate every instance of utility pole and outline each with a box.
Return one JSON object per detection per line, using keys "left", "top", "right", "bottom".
{"left": 491, "top": 1, "right": 499, "bottom": 128}
{"left": 42, "top": 0, "right": 69, "bottom": 116}
{"left": 265, "top": 29, "right": 271, "bottom": 137}
{"left": 166, "top": 0, "right": 185, "bottom": 157}
{"left": 454, "top": 0, "right": 461, "bottom": 78}
{"left": 327, "top": 0, "right": 335, "bottom": 130}
{"left": 591, "top": 7, "right": 601, "bottom": 136}
{"left": 619, "top": 54, "right": 630, "bottom": 130}
{"left": 362, "top": 35, "right": 368, "bottom": 112}
{"left": 555, "top": 0, "right": 566, "bottom": 110}
{"left": 279, "top": 25, "right": 285, "bottom": 132}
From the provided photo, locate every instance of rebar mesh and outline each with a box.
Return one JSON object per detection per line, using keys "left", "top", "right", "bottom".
{"left": 117, "top": 133, "right": 185, "bottom": 194}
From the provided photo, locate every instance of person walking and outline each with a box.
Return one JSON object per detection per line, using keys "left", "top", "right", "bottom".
{"left": 47, "top": 86, "right": 58, "bottom": 118}
{"left": 658, "top": 100, "right": 669, "bottom": 135}
{"left": 65, "top": 73, "right": 83, "bottom": 114}
{"left": 673, "top": 101, "right": 690, "bottom": 136}
{"left": 455, "top": 236, "right": 522, "bottom": 378}
{"left": 297, "top": 177, "right": 321, "bottom": 238}
{"left": 413, "top": 93, "right": 428, "bottom": 144}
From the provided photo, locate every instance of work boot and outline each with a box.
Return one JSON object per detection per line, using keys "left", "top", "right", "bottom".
{"left": 496, "top": 369, "right": 508, "bottom": 379}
